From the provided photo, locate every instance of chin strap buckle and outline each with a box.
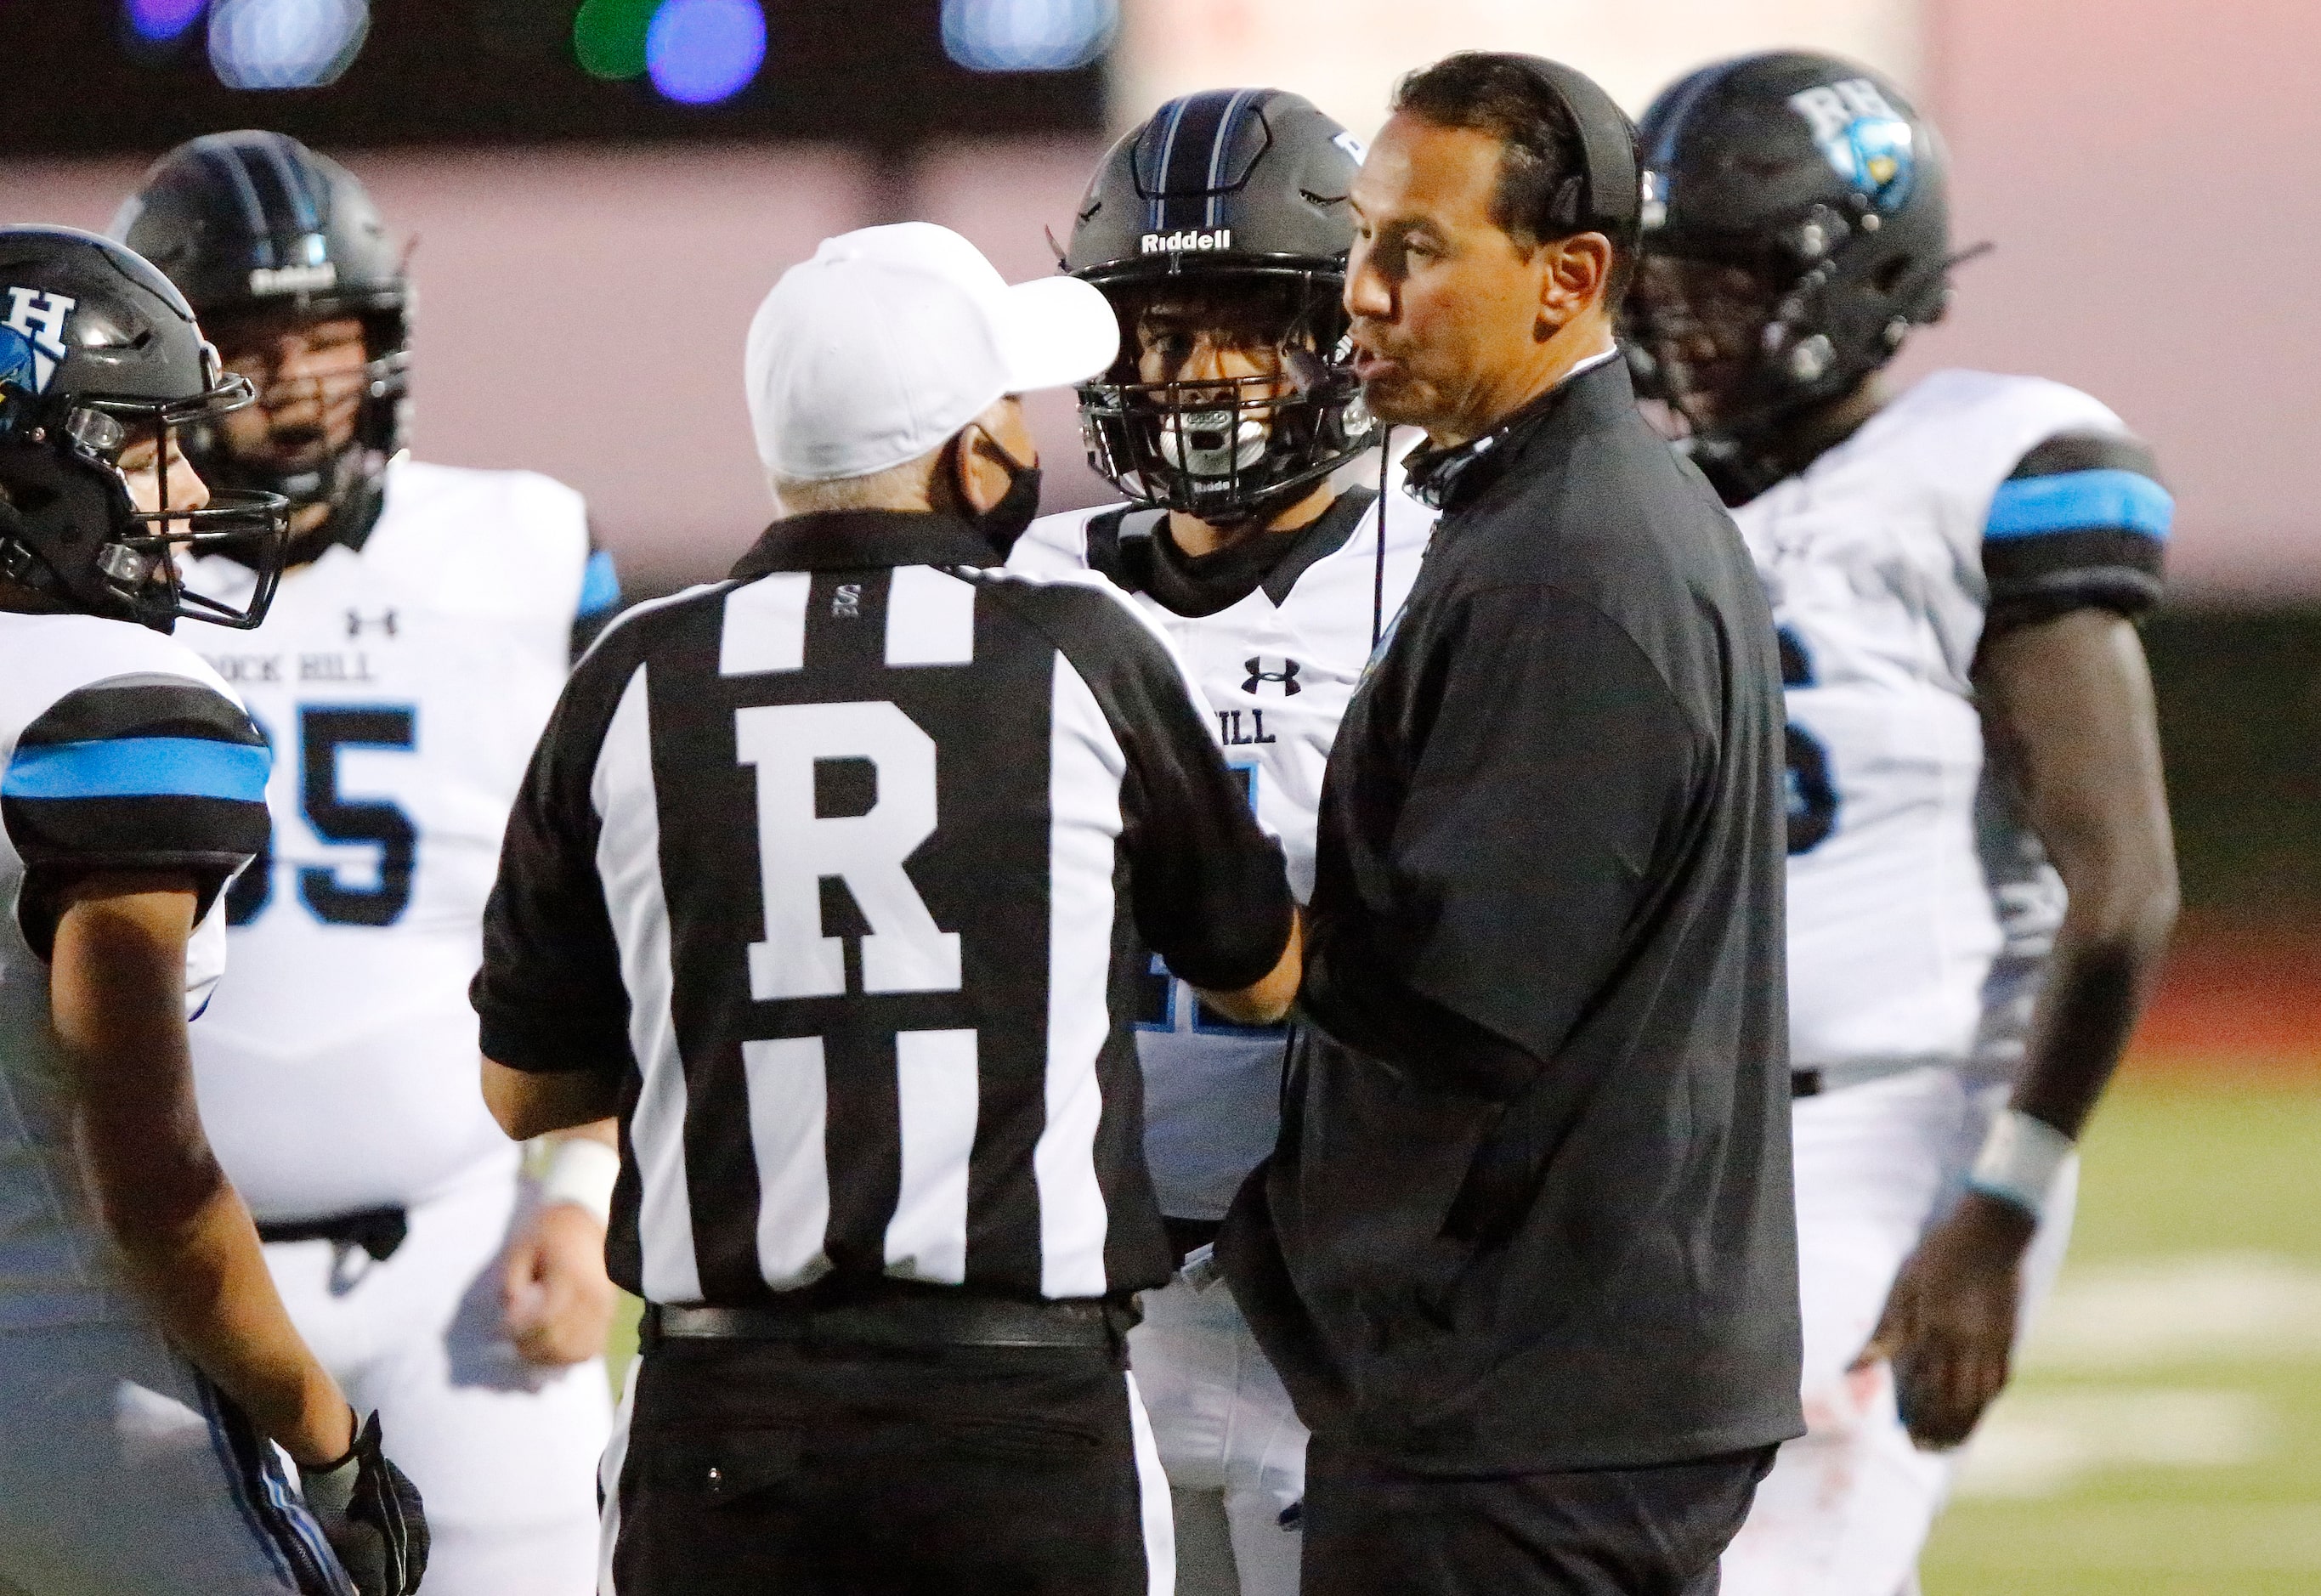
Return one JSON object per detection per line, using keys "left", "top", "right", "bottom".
{"left": 0, "top": 517, "right": 41, "bottom": 586}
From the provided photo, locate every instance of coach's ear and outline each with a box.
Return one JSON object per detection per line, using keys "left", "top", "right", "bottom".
{"left": 482, "top": 1057, "right": 620, "bottom": 1140}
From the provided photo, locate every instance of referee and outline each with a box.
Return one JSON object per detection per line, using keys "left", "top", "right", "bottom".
{"left": 1219, "top": 55, "right": 1801, "bottom": 1594}
{"left": 472, "top": 224, "right": 1300, "bottom": 1595}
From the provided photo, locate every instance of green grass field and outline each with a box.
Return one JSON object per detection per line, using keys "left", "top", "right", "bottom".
{"left": 1922, "top": 1074, "right": 2321, "bottom": 1595}
{"left": 603, "top": 1074, "right": 2321, "bottom": 1590}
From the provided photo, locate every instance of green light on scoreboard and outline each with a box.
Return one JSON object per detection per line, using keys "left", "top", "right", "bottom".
{"left": 572, "top": 0, "right": 659, "bottom": 80}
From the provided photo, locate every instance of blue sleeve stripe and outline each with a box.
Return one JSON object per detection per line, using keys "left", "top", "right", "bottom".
{"left": 577, "top": 549, "right": 622, "bottom": 618}
{"left": 3, "top": 737, "right": 272, "bottom": 803}
{"left": 1986, "top": 468, "right": 2174, "bottom": 541}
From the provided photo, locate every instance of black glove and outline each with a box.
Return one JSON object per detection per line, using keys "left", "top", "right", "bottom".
{"left": 303, "top": 1411, "right": 431, "bottom": 1595}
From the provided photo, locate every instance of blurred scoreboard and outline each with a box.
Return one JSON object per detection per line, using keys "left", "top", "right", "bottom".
{"left": 0, "top": 0, "right": 1112, "bottom": 156}
{"left": 1111, "top": 0, "right": 1922, "bottom": 133}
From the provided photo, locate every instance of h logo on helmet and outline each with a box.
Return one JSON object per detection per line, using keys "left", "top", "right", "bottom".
{"left": 0, "top": 288, "right": 76, "bottom": 397}
{"left": 1243, "top": 656, "right": 1301, "bottom": 697}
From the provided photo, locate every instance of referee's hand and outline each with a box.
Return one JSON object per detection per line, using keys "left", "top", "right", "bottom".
{"left": 1852, "top": 1190, "right": 2037, "bottom": 1449}
{"left": 501, "top": 1202, "right": 617, "bottom": 1367}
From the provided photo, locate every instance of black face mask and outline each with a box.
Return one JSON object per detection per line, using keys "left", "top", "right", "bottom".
{"left": 954, "top": 429, "right": 1043, "bottom": 558}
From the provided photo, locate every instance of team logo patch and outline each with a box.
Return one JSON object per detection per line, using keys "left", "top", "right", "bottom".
{"left": 1786, "top": 79, "right": 1915, "bottom": 212}
{"left": 0, "top": 286, "right": 77, "bottom": 398}
{"left": 1243, "top": 656, "right": 1301, "bottom": 696}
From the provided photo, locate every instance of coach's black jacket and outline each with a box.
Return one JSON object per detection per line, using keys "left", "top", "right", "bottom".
{"left": 1220, "top": 355, "right": 1805, "bottom": 1474}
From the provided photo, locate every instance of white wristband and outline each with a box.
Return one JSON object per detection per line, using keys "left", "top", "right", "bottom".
{"left": 538, "top": 1137, "right": 620, "bottom": 1227}
{"left": 1968, "top": 1108, "right": 2074, "bottom": 1220}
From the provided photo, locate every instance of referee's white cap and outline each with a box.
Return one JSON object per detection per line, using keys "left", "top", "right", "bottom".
{"left": 746, "top": 222, "right": 1118, "bottom": 484}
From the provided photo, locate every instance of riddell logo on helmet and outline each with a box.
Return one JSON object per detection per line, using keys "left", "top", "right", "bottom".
{"left": 248, "top": 262, "right": 338, "bottom": 297}
{"left": 1141, "top": 229, "right": 1232, "bottom": 255}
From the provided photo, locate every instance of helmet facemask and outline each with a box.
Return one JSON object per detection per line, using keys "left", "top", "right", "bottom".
{"left": 1625, "top": 251, "right": 1793, "bottom": 444}
{"left": 0, "top": 356, "right": 290, "bottom": 632}
{"left": 189, "top": 303, "right": 407, "bottom": 565}
{"left": 1079, "top": 269, "right": 1377, "bottom": 527}
{"left": 1626, "top": 202, "right": 1940, "bottom": 499}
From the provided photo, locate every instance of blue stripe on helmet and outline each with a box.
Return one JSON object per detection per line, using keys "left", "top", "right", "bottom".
{"left": 1148, "top": 96, "right": 1195, "bottom": 233}
{"left": 578, "top": 548, "right": 623, "bottom": 618}
{"left": 1205, "top": 88, "right": 1261, "bottom": 229}
{"left": 1645, "top": 59, "right": 1750, "bottom": 172}
{"left": 195, "top": 138, "right": 278, "bottom": 269}
{"left": 3, "top": 736, "right": 273, "bottom": 803}
{"left": 247, "top": 133, "right": 322, "bottom": 235}
{"left": 1985, "top": 468, "right": 2174, "bottom": 541}
{"left": 1159, "top": 90, "right": 1236, "bottom": 233}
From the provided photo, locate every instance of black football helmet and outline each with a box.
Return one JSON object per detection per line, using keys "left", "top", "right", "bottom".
{"left": 110, "top": 131, "right": 410, "bottom": 563}
{"left": 1067, "top": 88, "right": 1378, "bottom": 524}
{"left": 1623, "top": 53, "right": 1950, "bottom": 488}
{"left": 0, "top": 227, "right": 288, "bottom": 632}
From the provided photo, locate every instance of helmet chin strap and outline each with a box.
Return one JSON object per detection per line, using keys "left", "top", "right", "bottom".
{"left": 0, "top": 495, "right": 48, "bottom": 595}
{"left": 199, "top": 434, "right": 382, "bottom": 568}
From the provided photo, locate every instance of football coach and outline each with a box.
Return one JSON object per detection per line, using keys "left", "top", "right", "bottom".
{"left": 472, "top": 223, "right": 1300, "bottom": 1594}
{"left": 1218, "top": 54, "right": 1803, "bottom": 1595}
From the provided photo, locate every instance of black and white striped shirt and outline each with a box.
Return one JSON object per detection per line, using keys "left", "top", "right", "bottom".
{"left": 473, "top": 511, "right": 1294, "bottom": 1307}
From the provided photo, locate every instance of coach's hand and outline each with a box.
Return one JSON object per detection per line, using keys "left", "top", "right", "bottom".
{"left": 502, "top": 1201, "right": 617, "bottom": 1367}
{"left": 304, "top": 1410, "right": 429, "bottom": 1596}
{"left": 1854, "top": 1191, "right": 2037, "bottom": 1450}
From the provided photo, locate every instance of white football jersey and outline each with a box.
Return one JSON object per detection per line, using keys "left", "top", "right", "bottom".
{"left": 1736, "top": 369, "right": 2166, "bottom": 1074}
{"left": 1011, "top": 478, "right": 1434, "bottom": 1219}
{"left": 184, "top": 458, "right": 601, "bottom": 1220}
{"left": 0, "top": 614, "right": 269, "bottom": 1327}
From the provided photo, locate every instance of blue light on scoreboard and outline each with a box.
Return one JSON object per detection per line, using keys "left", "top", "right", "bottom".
{"left": 125, "top": 0, "right": 207, "bottom": 43}
{"left": 110, "top": 0, "right": 1094, "bottom": 121}
{"left": 207, "top": 0, "right": 371, "bottom": 89}
{"left": 575, "top": 0, "right": 767, "bottom": 105}
{"left": 942, "top": 0, "right": 1117, "bottom": 73}
{"left": 646, "top": 0, "right": 767, "bottom": 105}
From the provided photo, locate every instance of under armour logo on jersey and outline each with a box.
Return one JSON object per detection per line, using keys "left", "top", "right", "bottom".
{"left": 833, "top": 583, "right": 862, "bottom": 619}
{"left": 1243, "top": 656, "right": 1301, "bottom": 696}
{"left": 0, "top": 287, "right": 76, "bottom": 397}
{"left": 346, "top": 608, "right": 399, "bottom": 639}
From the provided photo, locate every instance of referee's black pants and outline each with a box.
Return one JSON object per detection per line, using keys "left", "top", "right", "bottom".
{"left": 1302, "top": 1439, "right": 1776, "bottom": 1596}
{"left": 604, "top": 1335, "right": 1165, "bottom": 1594}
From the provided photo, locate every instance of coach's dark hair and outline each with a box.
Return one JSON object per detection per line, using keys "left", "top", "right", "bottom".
{"left": 1392, "top": 52, "right": 1636, "bottom": 304}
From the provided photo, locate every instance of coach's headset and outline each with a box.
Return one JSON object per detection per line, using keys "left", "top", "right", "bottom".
{"left": 1514, "top": 55, "right": 1644, "bottom": 251}
{"left": 1402, "top": 56, "right": 1643, "bottom": 512}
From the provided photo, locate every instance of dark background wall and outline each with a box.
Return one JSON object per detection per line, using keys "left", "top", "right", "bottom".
{"left": 2146, "top": 609, "right": 2321, "bottom": 928}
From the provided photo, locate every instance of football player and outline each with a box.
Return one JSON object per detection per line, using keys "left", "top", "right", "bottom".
{"left": 110, "top": 133, "right": 620, "bottom": 1596}
{"left": 1009, "top": 88, "right": 1434, "bottom": 1596}
{"left": 0, "top": 224, "right": 424, "bottom": 1596}
{"left": 1623, "top": 53, "right": 2178, "bottom": 1595}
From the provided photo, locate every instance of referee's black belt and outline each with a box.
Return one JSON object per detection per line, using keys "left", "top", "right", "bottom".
{"left": 255, "top": 1205, "right": 410, "bottom": 1262}
{"left": 647, "top": 1293, "right": 1129, "bottom": 1352}
{"left": 649, "top": 1289, "right": 1128, "bottom": 1355}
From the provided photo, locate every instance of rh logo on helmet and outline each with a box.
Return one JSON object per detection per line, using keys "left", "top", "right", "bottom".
{"left": 0, "top": 288, "right": 76, "bottom": 398}
{"left": 1786, "top": 79, "right": 1916, "bottom": 212}
{"left": 1141, "top": 228, "right": 1233, "bottom": 255}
